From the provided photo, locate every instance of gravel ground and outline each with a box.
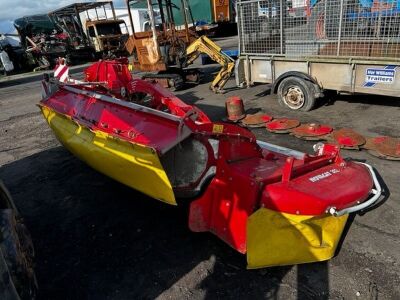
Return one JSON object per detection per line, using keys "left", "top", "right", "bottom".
{"left": 0, "top": 66, "right": 399, "bottom": 299}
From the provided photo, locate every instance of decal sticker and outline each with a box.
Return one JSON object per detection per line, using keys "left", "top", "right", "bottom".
{"left": 364, "top": 65, "right": 397, "bottom": 87}
{"left": 212, "top": 124, "right": 224, "bottom": 134}
{"left": 309, "top": 169, "right": 340, "bottom": 183}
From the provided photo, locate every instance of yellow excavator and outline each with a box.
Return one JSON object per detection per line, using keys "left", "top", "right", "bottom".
{"left": 125, "top": 0, "right": 235, "bottom": 93}
{"left": 185, "top": 35, "right": 235, "bottom": 93}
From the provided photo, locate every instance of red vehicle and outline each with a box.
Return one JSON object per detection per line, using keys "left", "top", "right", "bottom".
{"left": 39, "top": 58, "right": 382, "bottom": 269}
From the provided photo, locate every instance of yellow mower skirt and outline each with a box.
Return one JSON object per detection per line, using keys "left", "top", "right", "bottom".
{"left": 247, "top": 207, "right": 348, "bottom": 269}
{"left": 40, "top": 106, "right": 176, "bottom": 205}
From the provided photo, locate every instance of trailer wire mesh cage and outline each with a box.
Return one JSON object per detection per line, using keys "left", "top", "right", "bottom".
{"left": 237, "top": 0, "right": 400, "bottom": 60}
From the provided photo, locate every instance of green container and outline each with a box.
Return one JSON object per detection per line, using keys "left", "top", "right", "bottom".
{"left": 130, "top": 0, "right": 213, "bottom": 26}
{"left": 172, "top": 0, "right": 213, "bottom": 25}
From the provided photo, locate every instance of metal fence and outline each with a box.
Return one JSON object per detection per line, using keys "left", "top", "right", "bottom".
{"left": 237, "top": 0, "right": 400, "bottom": 59}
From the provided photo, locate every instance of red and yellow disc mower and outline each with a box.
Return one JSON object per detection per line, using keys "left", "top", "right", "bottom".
{"left": 39, "top": 59, "right": 382, "bottom": 269}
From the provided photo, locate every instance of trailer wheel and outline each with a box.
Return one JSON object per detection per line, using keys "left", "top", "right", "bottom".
{"left": 277, "top": 77, "right": 316, "bottom": 111}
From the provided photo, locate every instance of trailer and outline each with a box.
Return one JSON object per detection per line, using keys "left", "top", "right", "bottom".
{"left": 235, "top": 0, "right": 400, "bottom": 111}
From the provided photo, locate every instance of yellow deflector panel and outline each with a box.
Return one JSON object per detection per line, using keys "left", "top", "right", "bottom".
{"left": 40, "top": 106, "right": 176, "bottom": 205}
{"left": 247, "top": 207, "right": 348, "bottom": 269}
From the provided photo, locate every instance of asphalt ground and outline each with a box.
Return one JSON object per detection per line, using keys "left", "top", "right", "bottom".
{"left": 0, "top": 64, "right": 399, "bottom": 299}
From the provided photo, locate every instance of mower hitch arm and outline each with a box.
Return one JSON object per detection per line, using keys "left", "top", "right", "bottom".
{"left": 328, "top": 162, "right": 382, "bottom": 217}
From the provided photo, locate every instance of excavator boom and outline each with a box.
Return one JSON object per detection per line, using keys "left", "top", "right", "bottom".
{"left": 186, "top": 35, "right": 235, "bottom": 93}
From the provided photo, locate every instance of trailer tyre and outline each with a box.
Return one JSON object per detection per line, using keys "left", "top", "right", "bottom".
{"left": 277, "top": 76, "right": 316, "bottom": 111}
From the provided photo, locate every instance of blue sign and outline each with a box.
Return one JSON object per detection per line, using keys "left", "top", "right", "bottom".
{"left": 364, "top": 66, "right": 396, "bottom": 87}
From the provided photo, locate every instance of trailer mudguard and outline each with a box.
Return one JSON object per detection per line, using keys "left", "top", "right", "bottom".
{"left": 272, "top": 71, "right": 323, "bottom": 97}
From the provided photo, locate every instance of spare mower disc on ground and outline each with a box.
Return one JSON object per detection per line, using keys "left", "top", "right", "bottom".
{"left": 364, "top": 136, "right": 400, "bottom": 160}
{"left": 330, "top": 128, "right": 366, "bottom": 149}
{"left": 290, "top": 123, "right": 333, "bottom": 140}
{"left": 240, "top": 113, "right": 273, "bottom": 128}
{"left": 266, "top": 118, "right": 300, "bottom": 133}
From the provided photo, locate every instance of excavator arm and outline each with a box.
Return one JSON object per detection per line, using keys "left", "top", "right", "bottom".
{"left": 185, "top": 36, "right": 235, "bottom": 93}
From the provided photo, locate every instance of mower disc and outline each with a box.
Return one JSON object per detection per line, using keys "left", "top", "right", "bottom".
{"left": 241, "top": 113, "right": 273, "bottom": 128}
{"left": 266, "top": 118, "right": 300, "bottom": 134}
{"left": 331, "top": 128, "right": 366, "bottom": 149}
{"left": 290, "top": 123, "right": 333, "bottom": 140}
{"left": 364, "top": 136, "right": 400, "bottom": 160}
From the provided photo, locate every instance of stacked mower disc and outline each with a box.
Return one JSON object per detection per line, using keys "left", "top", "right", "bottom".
{"left": 290, "top": 123, "right": 333, "bottom": 141}
{"left": 363, "top": 136, "right": 400, "bottom": 160}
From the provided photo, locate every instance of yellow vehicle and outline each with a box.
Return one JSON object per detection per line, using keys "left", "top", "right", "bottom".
{"left": 185, "top": 35, "right": 235, "bottom": 93}
{"left": 125, "top": 0, "right": 235, "bottom": 93}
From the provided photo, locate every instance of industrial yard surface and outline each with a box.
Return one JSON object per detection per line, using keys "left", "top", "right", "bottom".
{"left": 0, "top": 65, "right": 399, "bottom": 299}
